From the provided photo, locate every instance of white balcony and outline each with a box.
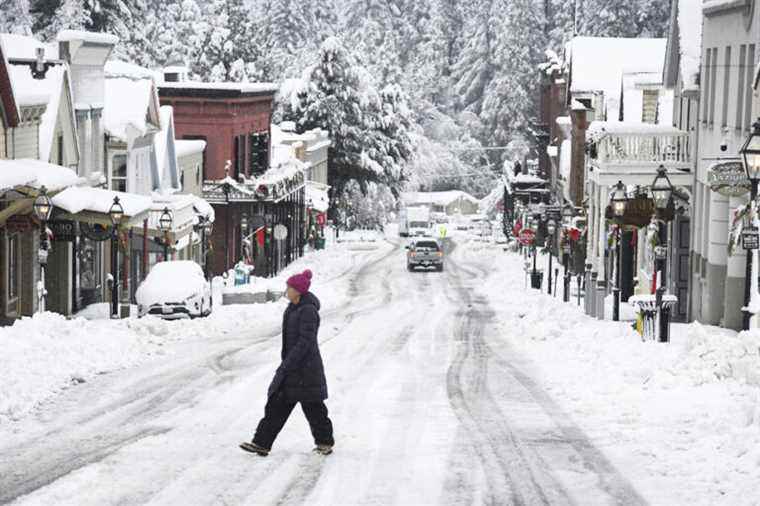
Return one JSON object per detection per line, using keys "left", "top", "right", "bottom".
{"left": 588, "top": 122, "right": 692, "bottom": 186}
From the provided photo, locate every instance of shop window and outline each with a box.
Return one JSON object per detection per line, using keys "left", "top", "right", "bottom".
{"left": 112, "top": 154, "right": 127, "bottom": 192}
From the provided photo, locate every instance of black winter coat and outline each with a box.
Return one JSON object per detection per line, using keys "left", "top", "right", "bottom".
{"left": 267, "top": 292, "right": 328, "bottom": 402}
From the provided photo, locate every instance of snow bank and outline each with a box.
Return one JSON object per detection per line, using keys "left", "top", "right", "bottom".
{"left": 470, "top": 246, "right": 760, "bottom": 505}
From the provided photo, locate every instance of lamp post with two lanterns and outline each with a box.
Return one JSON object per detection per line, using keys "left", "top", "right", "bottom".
{"left": 109, "top": 196, "right": 125, "bottom": 319}
{"left": 33, "top": 187, "right": 53, "bottom": 313}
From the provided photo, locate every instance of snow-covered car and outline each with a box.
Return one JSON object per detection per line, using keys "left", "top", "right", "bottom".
{"left": 406, "top": 238, "right": 444, "bottom": 272}
{"left": 136, "top": 261, "right": 212, "bottom": 319}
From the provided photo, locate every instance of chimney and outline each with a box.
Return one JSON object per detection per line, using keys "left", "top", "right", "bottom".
{"left": 57, "top": 30, "right": 118, "bottom": 182}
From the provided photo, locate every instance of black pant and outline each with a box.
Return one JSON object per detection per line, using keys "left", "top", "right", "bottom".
{"left": 253, "top": 393, "right": 334, "bottom": 450}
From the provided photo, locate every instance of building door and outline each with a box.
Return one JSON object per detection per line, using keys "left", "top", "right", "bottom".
{"left": 671, "top": 216, "right": 690, "bottom": 322}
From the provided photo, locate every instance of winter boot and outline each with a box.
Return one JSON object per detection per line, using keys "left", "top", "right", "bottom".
{"left": 240, "top": 441, "right": 269, "bottom": 456}
{"left": 313, "top": 444, "right": 333, "bottom": 455}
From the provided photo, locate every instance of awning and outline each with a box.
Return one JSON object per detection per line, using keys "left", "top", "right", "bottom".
{"left": 0, "top": 159, "right": 82, "bottom": 193}
{"left": 51, "top": 186, "right": 152, "bottom": 226}
{"left": 146, "top": 193, "right": 196, "bottom": 241}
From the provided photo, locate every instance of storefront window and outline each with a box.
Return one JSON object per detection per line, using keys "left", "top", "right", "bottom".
{"left": 79, "top": 237, "right": 102, "bottom": 305}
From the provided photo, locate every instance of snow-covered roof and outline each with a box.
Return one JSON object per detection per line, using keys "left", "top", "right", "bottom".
{"left": 158, "top": 81, "right": 278, "bottom": 94}
{"left": 677, "top": 0, "right": 703, "bottom": 92}
{"left": 56, "top": 30, "right": 119, "bottom": 45}
{"left": 52, "top": 186, "right": 151, "bottom": 218}
{"left": 153, "top": 106, "right": 180, "bottom": 192}
{"left": 570, "top": 37, "right": 667, "bottom": 118}
{"left": 0, "top": 33, "right": 58, "bottom": 61}
{"left": 401, "top": 191, "right": 479, "bottom": 207}
{"left": 104, "top": 60, "right": 159, "bottom": 141}
{"left": 508, "top": 173, "right": 547, "bottom": 185}
{"left": 7, "top": 63, "right": 72, "bottom": 161}
{"left": 175, "top": 139, "right": 206, "bottom": 158}
{"left": 0, "top": 159, "right": 82, "bottom": 192}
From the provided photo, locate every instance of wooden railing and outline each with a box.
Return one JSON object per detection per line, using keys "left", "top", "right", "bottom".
{"left": 595, "top": 133, "right": 691, "bottom": 165}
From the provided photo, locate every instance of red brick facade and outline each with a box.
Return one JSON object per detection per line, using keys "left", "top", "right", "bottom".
{"left": 158, "top": 93, "right": 274, "bottom": 181}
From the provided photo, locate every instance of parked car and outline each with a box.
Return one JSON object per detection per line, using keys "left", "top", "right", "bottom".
{"left": 406, "top": 238, "right": 444, "bottom": 272}
{"left": 136, "top": 261, "right": 212, "bottom": 319}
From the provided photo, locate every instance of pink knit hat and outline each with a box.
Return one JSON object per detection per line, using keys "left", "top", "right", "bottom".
{"left": 286, "top": 269, "right": 312, "bottom": 294}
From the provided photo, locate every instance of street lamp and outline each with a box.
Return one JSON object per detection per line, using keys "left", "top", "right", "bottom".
{"left": 650, "top": 166, "right": 673, "bottom": 341}
{"left": 609, "top": 181, "right": 628, "bottom": 321}
{"left": 109, "top": 196, "right": 124, "bottom": 319}
{"left": 651, "top": 166, "right": 674, "bottom": 211}
{"left": 33, "top": 186, "right": 52, "bottom": 313}
{"left": 740, "top": 119, "right": 760, "bottom": 330}
{"left": 158, "top": 207, "right": 173, "bottom": 261}
{"left": 561, "top": 203, "right": 574, "bottom": 303}
{"left": 546, "top": 219, "right": 557, "bottom": 296}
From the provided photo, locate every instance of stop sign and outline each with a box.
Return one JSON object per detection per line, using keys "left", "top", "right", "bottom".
{"left": 518, "top": 228, "right": 536, "bottom": 246}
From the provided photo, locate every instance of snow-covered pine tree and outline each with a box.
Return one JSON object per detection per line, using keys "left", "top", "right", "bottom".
{"left": 0, "top": 0, "right": 34, "bottom": 35}
{"left": 45, "top": 0, "right": 89, "bottom": 39}
{"left": 481, "top": 0, "right": 544, "bottom": 146}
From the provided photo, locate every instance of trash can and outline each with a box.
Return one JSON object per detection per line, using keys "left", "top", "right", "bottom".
{"left": 530, "top": 271, "right": 544, "bottom": 290}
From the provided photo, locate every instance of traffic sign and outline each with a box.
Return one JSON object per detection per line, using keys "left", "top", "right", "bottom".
{"left": 273, "top": 224, "right": 288, "bottom": 241}
{"left": 743, "top": 227, "right": 759, "bottom": 250}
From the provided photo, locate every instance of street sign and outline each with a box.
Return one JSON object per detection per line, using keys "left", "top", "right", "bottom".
{"left": 273, "top": 224, "right": 288, "bottom": 241}
{"left": 518, "top": 228, "right": 536, "bottom": 246}
{"left": 743, "top": 227, "right": 759, "bottom": 250}
{"left": 654, "top": 245, "right": 668, "bottom": 260}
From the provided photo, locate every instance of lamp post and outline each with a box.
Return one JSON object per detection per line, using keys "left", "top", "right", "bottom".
{"left": 546, "top": 219, "right": 556, "bottom": 295}
{"left": 740, "top": 119, "right": 760, "bottom": 330}
{"left": 610, "top": 181, "right": 628, "bottom": 321}
{"left": 33, "top": 186, "right": 52, "bottom": 313}
{"left": 651, "top": 165, "right": 674, "bottom": 341}
{"left": 158, "top": 207, "right": 173, "bottom": 261}
{"left": 562, "top": 204, "right": 574, "bottom": 303}
{"left": 109, "top": 196, "right": 125, "bottom": 319}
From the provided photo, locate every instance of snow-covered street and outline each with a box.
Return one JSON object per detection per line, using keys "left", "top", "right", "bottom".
{"left": 3, "top": 235, "right": 735, "bottom": 506}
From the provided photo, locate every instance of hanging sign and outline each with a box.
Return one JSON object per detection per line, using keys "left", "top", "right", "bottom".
{"left": 654, "top": 245, "right": 668, "bottom": 260}
{"left": 742, "top": 227, "right": 759, "bottom": 250}
{"left": 518, "top": 228, "right": 536, "bottom": 246}
{"left": 708, "top": 161, "right": 751, "bottom": 197}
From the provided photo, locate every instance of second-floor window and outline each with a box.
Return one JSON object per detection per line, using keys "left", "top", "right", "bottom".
{"left": 112, "top": 154, "right": 127, "bottom": 192}
{"left": 250, "top": 132, "right": 270, "bottom": 176}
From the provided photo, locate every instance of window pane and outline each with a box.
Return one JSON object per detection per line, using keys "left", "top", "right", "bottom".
{"left": 736, "top": 45, "right": 746, "bottom": 130}
{"left": 113, "top": 154, "right": 127, "bottom": 178}
{"left": 709, "top": 47, "right": 718, "bottom": 125}
{"left": 721, "top": 46, "right": 731, "bottom": 128}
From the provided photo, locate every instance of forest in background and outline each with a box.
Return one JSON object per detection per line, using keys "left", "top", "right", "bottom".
{"left": 1, "top": 0, "right": 670, "bottom": 220}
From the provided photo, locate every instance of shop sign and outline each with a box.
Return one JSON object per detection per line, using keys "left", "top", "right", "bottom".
{"left": 50, "top": 220, "right": 77, "bottom": 242}
{"left": 708, "top": 161, "right": 750, "bottom": 197}
{"left": 743, "top": 227, "right": 759, "bottom": 250}
{"left": 654, "top": 245, "right": 668, "bottom": 260}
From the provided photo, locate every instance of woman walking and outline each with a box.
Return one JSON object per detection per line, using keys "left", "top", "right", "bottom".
{"left": 240, "top": 269, "right": 334, "bottom": 456}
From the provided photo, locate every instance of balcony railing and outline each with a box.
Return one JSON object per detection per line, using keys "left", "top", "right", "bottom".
{"left": 593, "top": 132, "right": 691, "bottom": 165}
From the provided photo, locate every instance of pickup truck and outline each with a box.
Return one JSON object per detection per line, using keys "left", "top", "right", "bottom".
{"left": 406, "top": 238, "right": 444, "bottom": 272}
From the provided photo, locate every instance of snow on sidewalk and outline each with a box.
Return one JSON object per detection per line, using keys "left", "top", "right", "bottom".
{"left": 0, "top": 240, "right": 389, "bottom": 425}
{"left": 472, "top": 245, "right": 760, "bottom": 506}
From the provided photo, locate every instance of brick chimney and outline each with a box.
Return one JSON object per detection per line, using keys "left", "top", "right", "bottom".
{"left": 569, "top": 102, "right": 588, "bottom": 206}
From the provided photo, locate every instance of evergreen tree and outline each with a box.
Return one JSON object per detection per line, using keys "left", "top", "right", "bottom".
{"left": 0, "top": 0, "right": 34, "bottom": 34}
